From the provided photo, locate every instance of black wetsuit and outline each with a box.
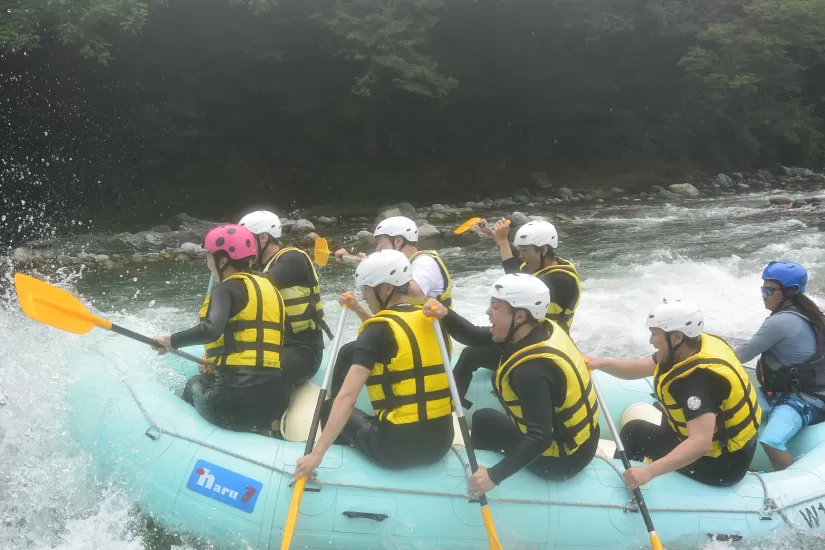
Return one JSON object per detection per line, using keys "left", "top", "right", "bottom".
{"left": 322, "top": 305, "right": 454, "bottom": 468}
{"left": 172, "top": 278, "right": 291, "bottom": 433}
{"left": 263, "top": 249, "right": 326, "bottom": 386}
{"left": 443, "top": 311, "right": 599, "bottom": 484}
{"left": 454, "top": 244, "right": 579, "bottom": 387}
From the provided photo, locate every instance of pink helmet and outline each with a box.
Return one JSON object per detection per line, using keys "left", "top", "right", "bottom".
{"left": 203, "top": 224, "right": 257, "bottom": 261}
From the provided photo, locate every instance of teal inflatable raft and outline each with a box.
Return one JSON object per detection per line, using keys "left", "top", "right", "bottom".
{"left": 66, "top": 346, "right": 825, "bottom": 549}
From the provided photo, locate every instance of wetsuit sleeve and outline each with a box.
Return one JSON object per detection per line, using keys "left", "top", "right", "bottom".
{"left": 441, "top": 309, "right": 494, "bottom": 347}
{"left": 735, "top": 315, "right": 791, "bottom": 364}
{"left": 488, "top": 359, "right": 557, "bottom": 485}
{"left": 669, "top": 370, "right": 730, "bottom": 422}
{"left": 351, "top": 323, "right": 396, "bottom": 367}
{"left": 267, "top": 249, "right": 314, "bottom": 289}
{"left": 539, "top": 271, "right": 578, "bottom": 312}
{"left": 501, "top": 243, "right": 522, "bottom": 274}
{"left": 170, "top": 279, "right": 247, "bottom": 349}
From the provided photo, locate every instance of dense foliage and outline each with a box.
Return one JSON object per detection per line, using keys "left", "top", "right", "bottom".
{"left": 3, "top": 0, "right": 825, "bottom": 227}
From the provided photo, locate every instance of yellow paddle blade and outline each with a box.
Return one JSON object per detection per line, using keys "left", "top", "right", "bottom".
{"left": 280, "top": 476, "right": 308, "bottom": 549}
{"left": 481, "top": 506, "right": 504, "bottom": 550}
{"left": 454, "top": 217, "right": 481, "bottom": 235}
{"left": 314, "top": 237, "right": 331, "bottom": 267}
{"left": 14, "top": 273, "right": 112, "bottom": 334}
{"left": 454, "top": 217, "right": 510, "bottom": 235}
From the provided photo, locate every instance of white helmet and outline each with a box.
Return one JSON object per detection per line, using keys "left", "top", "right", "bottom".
{"left": 514, "top": 220, "right": 558, "bottom": 249}
{"left": 490, "top": 273, "right": 551, "bottom": 321}
{"left": 374, "top": 216, "right": 418, "bottom": 243}
{"left": 239, "top": 210, "right": 282, "bottom": 239}
{"left": 647, "top": 299, "right": 704, "bottom": 338}
{"left": 355, "top": 250, "right": 413, "bottom": 288}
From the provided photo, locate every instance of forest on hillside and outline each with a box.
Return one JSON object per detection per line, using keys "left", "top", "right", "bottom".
{"left": 2, "top": 0, "right": 825, "bottom": 229}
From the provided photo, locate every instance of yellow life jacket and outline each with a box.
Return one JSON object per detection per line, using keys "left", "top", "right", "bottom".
{"left": 199, "top": 273, "right": 285, "bottom": 369}
{"left": 494, "top": 319, "right": 598, "bottom": 457}
{"left": 264, "top": 247, "right": 330, "bottom": 338}
{"left": 528, "top": 257, "right": 581, "bottom": 329}
{"left": 407, "top": 250, "right": 454, "bottom": 308}
{"left": 358, "top": 308, "right": 453, "bottom": 425}
{"left": 654, "top": 334, "right": 761, "bottom": 458}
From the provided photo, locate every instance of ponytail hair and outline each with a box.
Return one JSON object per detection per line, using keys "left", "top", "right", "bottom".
{"left": 790, "top": 293, "right": 825, "bottom": 349}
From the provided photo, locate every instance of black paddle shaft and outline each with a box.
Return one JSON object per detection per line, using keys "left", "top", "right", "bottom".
{"left": 110, "top": 323, "right": 207, "bottom": 365}
{"left": 614, "top": 448, "right": 657, "bottom": 532}
{"left": 303, "top": 389, "right": 328, "bottom": 455}
{"left": 457, "top": 415, "right": 492, "bottom": 507}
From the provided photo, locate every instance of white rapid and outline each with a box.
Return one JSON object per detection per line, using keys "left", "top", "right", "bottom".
{"left": 2, "top": 191, "right": 825, "bottom": 549}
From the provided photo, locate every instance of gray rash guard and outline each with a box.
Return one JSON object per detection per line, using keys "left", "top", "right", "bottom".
{"left": 735, "top": 311, "right": 824, "bottom": 408}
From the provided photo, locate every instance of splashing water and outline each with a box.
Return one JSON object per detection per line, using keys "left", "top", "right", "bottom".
{"left": 4, "top": 192, "right": 825, "bottom": 548}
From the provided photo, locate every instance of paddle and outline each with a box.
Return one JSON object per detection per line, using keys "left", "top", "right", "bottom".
{"left": 280, "top": 305, "right": 350, "bottom": 549}
{"left": 207, "top": 272, "right": 216, "bottom": 294}
{"left": 431, "top": 315, "right": 504, "bottom": 550}
{"left": 14, "top": 273, "right": 206, "bottom": 366}
{"left": 589, "top": 369, "right": 664, "bottom": 550}
{"left": 454, "top": 218, "right": 510, "bottom": 235}
{"left": 313, "top": 237, "right": 361, "bottom": 267}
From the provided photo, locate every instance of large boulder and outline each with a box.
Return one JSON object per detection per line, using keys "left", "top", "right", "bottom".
{"left": 356, "top": 230, "right": 374, "bottom": 245}
{"left": 12, "top": 248, "right": 37, "bottom": 264}
{"left": 417, "top": 223, "right": 441, "bottom": 239}
{"left": 299, "top": 232, "right": 321, "bottom": 247}
{"left": 558, "top": 187, "right": 574, "bottom": 199}
{"left": 714, "top": 173, "right": 733, "bottom": 186}
{"left": 769, "top": 195, "right": 793, "bottom": 205}
{"left": 316, "top": 216, "right": 338, "bottom": 226}
{"left": 668, "top": 183, "right": 700, "bottom": 199}
{"left": 431, "top": 203, "right": 448, "bottom": 213}
{"left": 511, "top": 188, "right": 533, "bottom": 205}
{"left": 736, "top": 183, "right": 751, "bottom": 192}
{"left": 292, "top": 219, "right": 316, "bottom": 233}
{"left": 180, "top": 242, "right": 203, "bottom": 255}
{"left": 379, "top": 207, "right": 402, "bottom": 219}
{"left": 510, "top": 211, "right": 530, "bottom": 226}
{"left": 397, "top": 202, "right": 416, "bottom": 215}
{"left": 428, "top": 211, "right": 451, "bottom": 222}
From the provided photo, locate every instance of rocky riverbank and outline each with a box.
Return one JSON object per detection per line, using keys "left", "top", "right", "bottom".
{"left": 9, "top": 166, "right": 825, "bottom": 270}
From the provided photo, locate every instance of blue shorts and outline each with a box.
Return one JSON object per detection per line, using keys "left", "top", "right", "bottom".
{"left": 756, "top": 390, "right": 825, "bottom": 451}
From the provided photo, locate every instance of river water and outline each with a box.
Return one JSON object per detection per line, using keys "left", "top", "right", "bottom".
{"left": 1, "top": 191, "right": 825, "bottom": 549}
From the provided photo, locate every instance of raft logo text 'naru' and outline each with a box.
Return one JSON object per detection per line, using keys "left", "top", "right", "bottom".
{"left": 186, "top": 459, "right": 263, "bottom": 513}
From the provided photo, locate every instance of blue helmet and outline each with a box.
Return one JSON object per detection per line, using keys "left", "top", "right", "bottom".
{"left": 762, "top": 261, "right": 807, "bottom": 293}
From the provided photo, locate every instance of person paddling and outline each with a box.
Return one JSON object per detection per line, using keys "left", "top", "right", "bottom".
{"left": 586, "top": 300, "right": 761, "bottom": 487}
{"left": 736, "top": 261, "right": 825, "bottom": 470}
{"left": 239, "top": 210, "right": 331, "bottom": 386}
{"left": 331, "top": 215, "right": 455, "bottom": 377}
{"left": 453, "top": 219, "right": 582, "bottom": 411}
{"left": 334, "top": 216, "right": 453, "bottom": 307}
{"left": 293, "top": 250, "right": 454, "bottom": 479}
{"left": 423, "top": 274, "right": 599, "bottom": 496}
{"left": 152, "top": 224, "right": 291, "bottom": 434}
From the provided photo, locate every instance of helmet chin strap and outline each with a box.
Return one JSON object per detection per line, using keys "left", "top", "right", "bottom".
{"left": 665, "top": 333, "right": 684, "bottom": 365}
{"left": 373, "top": 285, "right": 396, "bottom": 311}
{"left": 504, "top": 309, "right": 527, "bottom": 344}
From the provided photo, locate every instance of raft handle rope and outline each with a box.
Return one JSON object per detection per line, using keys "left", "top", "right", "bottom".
{"left": 119, "top": 372, "right": 808, "bottom": 527}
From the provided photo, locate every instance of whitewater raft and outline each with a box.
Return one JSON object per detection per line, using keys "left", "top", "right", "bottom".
{"left": 65, "top": 345, "right": 825, "bottom": 549}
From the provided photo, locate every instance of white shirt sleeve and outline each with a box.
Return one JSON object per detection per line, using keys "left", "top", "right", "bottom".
{"left": 411, "top": 255, "right": 446, "bottom": 298}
